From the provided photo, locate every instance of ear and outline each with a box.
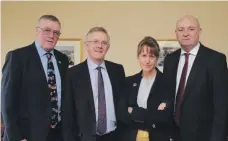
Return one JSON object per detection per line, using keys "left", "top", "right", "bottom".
{"left": 36, "top": 27, "right": 39, "bottom": 35}
{"left": 199, "top": 28, "right": 202, "bottom": 35}
{"left": 106, "top": 45, "right": 110, "bottom": 51}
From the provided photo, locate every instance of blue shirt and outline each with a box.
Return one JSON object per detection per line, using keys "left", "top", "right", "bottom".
{"left": 87, "top": 58, "right": 116, "bottom": 134}
{"left": 35, "top": 41, "right": 61, "bottom": 121}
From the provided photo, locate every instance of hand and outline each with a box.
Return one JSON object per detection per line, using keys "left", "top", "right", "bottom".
{"left": 128, "top": 107, "right": 133, "bottom": 114}
{"left": 158, "top": 103, "right": 166, "bottom": 110}
{"left": 21, "top": 139, "right": 27, "bottom": 141}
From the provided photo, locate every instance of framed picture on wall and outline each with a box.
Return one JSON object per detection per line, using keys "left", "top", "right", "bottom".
{"left": 55, "top": 38, "right": 83, "bottom": 67}
{"left": 157, "top": 39, "right": 181, "bottom": 72}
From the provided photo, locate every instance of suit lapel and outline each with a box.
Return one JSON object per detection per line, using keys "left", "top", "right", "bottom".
{"left": 28, "top": 43, "right": 50, "bottom": 107}
{"left": 30, "top": 43, "right": 48, "bottom": 87}
{"left": 53, "top": 50, "right": 64, "bottom": 80}
{"left": 147, "top": 70, "right": 161, "bottom": 101}
{"left": 182, "top": 45, "right": 205, "bottom": 104}
{"left": 105, "top": 61, "right": 118, "bottom": 104}
{"left": 81, "top": 60, "right": 96, "bottom": 114}
{"left": 170, "top": 50, "right": 181, "bottom": 91}
{"left": 128, "top": 72, "right": 142, "bottom": 107}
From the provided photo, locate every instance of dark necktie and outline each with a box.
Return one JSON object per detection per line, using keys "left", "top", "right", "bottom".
{"left": 96, "top": 66, "right": 107, "bottom": 135}
{"left": 175, "top": 53, "right": 190, "bottom": 125}
{"left": 46, "top": 52, "right": 59, "bottom": 128}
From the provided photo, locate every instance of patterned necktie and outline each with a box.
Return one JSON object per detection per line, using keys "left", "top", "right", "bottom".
{"left": 46, "top": 52, "right": 59, "bottom": 128}
{"left": 175, "top": 53, "right": 190, "bottom": 125}
{"left": 96, "top": 66, "right": 107, "bottom": 135}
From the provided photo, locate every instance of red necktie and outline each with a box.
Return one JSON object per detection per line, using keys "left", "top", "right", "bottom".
{"left": 175, "top": 53, "right": 189, "bottom": 125}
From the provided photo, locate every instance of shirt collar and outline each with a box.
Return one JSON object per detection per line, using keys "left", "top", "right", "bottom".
{"left": 35, "top": 40, "right": 54, "bottom": 57}
{"left": 180, "top": 42, "right": 200, "bottom": 56}
{"left": 87, "top": 57, "right": 106, "bottom": 71}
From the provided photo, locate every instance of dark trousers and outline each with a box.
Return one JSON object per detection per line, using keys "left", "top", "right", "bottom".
{"left": 46, "top": 123, "right": 63, "bottom": 141}
{"left": 96, "top": 130, "right": 117, "bottom": 141}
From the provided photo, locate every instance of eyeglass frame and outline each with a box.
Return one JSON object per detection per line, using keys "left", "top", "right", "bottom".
{"left": 37, "top": 26, "right": 61, "bottom": 37}
{"left": 86, "top": 40, "right": 110, "bottom": 47}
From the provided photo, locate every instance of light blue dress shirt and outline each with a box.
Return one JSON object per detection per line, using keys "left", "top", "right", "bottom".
{"left": 87, "top": 58, "right": 116, "bottom": 134}
{"left": 35, "top": 41, "right": 61, "bottom": 121}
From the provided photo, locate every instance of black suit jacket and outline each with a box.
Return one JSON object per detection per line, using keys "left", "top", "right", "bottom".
{"left": 119, "top": 69, "right": 173, "bottom": 141}
{"left": 1, "top": 43, "right": 69, "bottom": 141}
{"left": 62, "top": 60, "right": 126, "bottom": 141}
{"left": 163, "top": 44, "right": 228, "bottom": 141}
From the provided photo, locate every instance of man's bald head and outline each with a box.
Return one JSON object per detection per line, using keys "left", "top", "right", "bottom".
{"left": 176, "top": 15, "right": 201, "bottom": 30}
{"left": 175, "top": 15, "right": 202, "bottom": 52}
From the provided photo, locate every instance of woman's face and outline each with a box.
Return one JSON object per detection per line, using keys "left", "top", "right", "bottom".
{"left": 138, "top": 45, "right": 158, "bottom": 73}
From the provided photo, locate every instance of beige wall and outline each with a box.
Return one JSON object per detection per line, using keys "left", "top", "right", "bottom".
{"left": 2, "top": 1, "right": 228, "bottom": 76}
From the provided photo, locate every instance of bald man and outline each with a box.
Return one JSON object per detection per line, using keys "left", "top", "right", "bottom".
{"left": 163, "top": 15, "right": 228, "bottom": 141}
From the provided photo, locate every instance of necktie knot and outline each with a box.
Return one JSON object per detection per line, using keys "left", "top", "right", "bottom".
{"left": 96, "top": 66, "right": 102, "bottom": 71}
{"left": 45, "top": 52, "right": 52, "bottom": 60}
{"left": 184, "top": 53, "right": 190, "bottom": 58}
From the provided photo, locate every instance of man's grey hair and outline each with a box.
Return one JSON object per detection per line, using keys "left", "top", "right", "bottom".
{"left": 38, "top": 15, "right": 61, "bottom": 27}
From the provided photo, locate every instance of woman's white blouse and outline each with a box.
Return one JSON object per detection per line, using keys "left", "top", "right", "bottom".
{"left": 137, "top": 75, "right": 156, "bottom": 109}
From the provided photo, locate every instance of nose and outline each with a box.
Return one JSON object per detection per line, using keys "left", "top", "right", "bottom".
{"left": 145, "top": 56, "right": 150, "bottom": 63}
{"left": 48, "top": 31, "right": 55, "bottom": 38}
{"left": 96, "top": 42, "right": 102, "bottom": 48}
{"left": 183, "top": 30, "right": 190, "bottom": 37}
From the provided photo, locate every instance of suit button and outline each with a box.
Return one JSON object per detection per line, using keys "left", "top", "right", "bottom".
{"left": 170, "top": 138, "right": 173, "bottom": 141}
{"left": 152, "top": 124, "right": 156, "bottom": 128}
{"left": 78, "top": 133, "right": 83, "bottom": 137}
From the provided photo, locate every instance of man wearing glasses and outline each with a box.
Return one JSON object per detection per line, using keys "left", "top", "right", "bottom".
{"left": 62, "top": 27, "right": 126, "bottom": 141}
{"left": 2, "top": 15, "right": 69, "bottom": 141}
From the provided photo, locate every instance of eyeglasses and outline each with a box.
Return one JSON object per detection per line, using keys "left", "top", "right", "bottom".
{"left": 87, "top": 40, "right": 109, "bottom": 47}
{"left": 37, "top": 26, "right": 61, "bottom": 37}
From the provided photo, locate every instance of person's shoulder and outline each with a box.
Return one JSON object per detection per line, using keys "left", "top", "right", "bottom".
{"left": 68, "top": 61, "right": 87, "bottom": 73}
{"left": 10, "top": 43, "right": 34, "bottom": 54}
{"left": 105, "top": 60, "right": 125, "bottom": 73}
{"left": 166, "top": 48, "right": 181, "bottom": 58}
{"left": 200, "top": 44, "right": 226, "bottom": 58}
{"left": 126, "top": 72, "right": 141, "bottom": 81}
{"left": 104, "top": 60, "right": 123, "bottom": 67}
{"left": 6, "top": 43, "right": 35, "bottom": 61}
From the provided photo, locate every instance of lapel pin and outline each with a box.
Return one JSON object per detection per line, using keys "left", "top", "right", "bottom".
{"left": 133, "top": 83, "right": 137, "bottom": 87}
{"left": 58, "top": 61, "right": 61, "bottom": 64}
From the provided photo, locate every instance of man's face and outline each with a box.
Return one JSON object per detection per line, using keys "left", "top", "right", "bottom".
{"left": 36, "top": 19, "right": 61, "bottom": 51}
{"left": 175, "top": 17, "right": 201, "bottom": 51}
{"left": 85, "top": 31, "right": 110, "bottom": 64}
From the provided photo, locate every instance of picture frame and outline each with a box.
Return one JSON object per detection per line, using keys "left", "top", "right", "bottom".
{"left": 55, "top": 38, "right": 83, "bottom": 67}
{"left": 157, "top": 39, "right": 181, "bottom": 72}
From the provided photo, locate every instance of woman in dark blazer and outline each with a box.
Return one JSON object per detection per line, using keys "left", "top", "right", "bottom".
{"left": 119, "top": 36, "right": 173, "bottom": 141}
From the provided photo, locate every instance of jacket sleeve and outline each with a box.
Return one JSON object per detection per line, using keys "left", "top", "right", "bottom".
{"left": 1, "top": 51, "right": 23, "bottom": 141}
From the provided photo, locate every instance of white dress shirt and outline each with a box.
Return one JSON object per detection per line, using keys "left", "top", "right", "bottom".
{"left": 87, "top": 58, "right": 116, "bottom": 134}
{"left": 137, "top": 75, "right": 156, "bottom": 109}
{"left": 175, "top": 42, "right": 200, "bottom": 97}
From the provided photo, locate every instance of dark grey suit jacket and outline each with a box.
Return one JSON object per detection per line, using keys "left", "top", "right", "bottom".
{"left": 62, "top": 60, "right": 126, "bottom": 141}
{"left": 119, "top": 69, "right": 173, "bottom": 141}
{"left": 1, "top": 43, "right": 69, "bottom": 141}
{"left": 163, "top": 44, "right": 228, "bottom": 141}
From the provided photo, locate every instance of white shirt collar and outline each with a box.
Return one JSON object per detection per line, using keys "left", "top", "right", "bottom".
{"left": 180, "top": 42, "right": 200, "bottom": 56}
